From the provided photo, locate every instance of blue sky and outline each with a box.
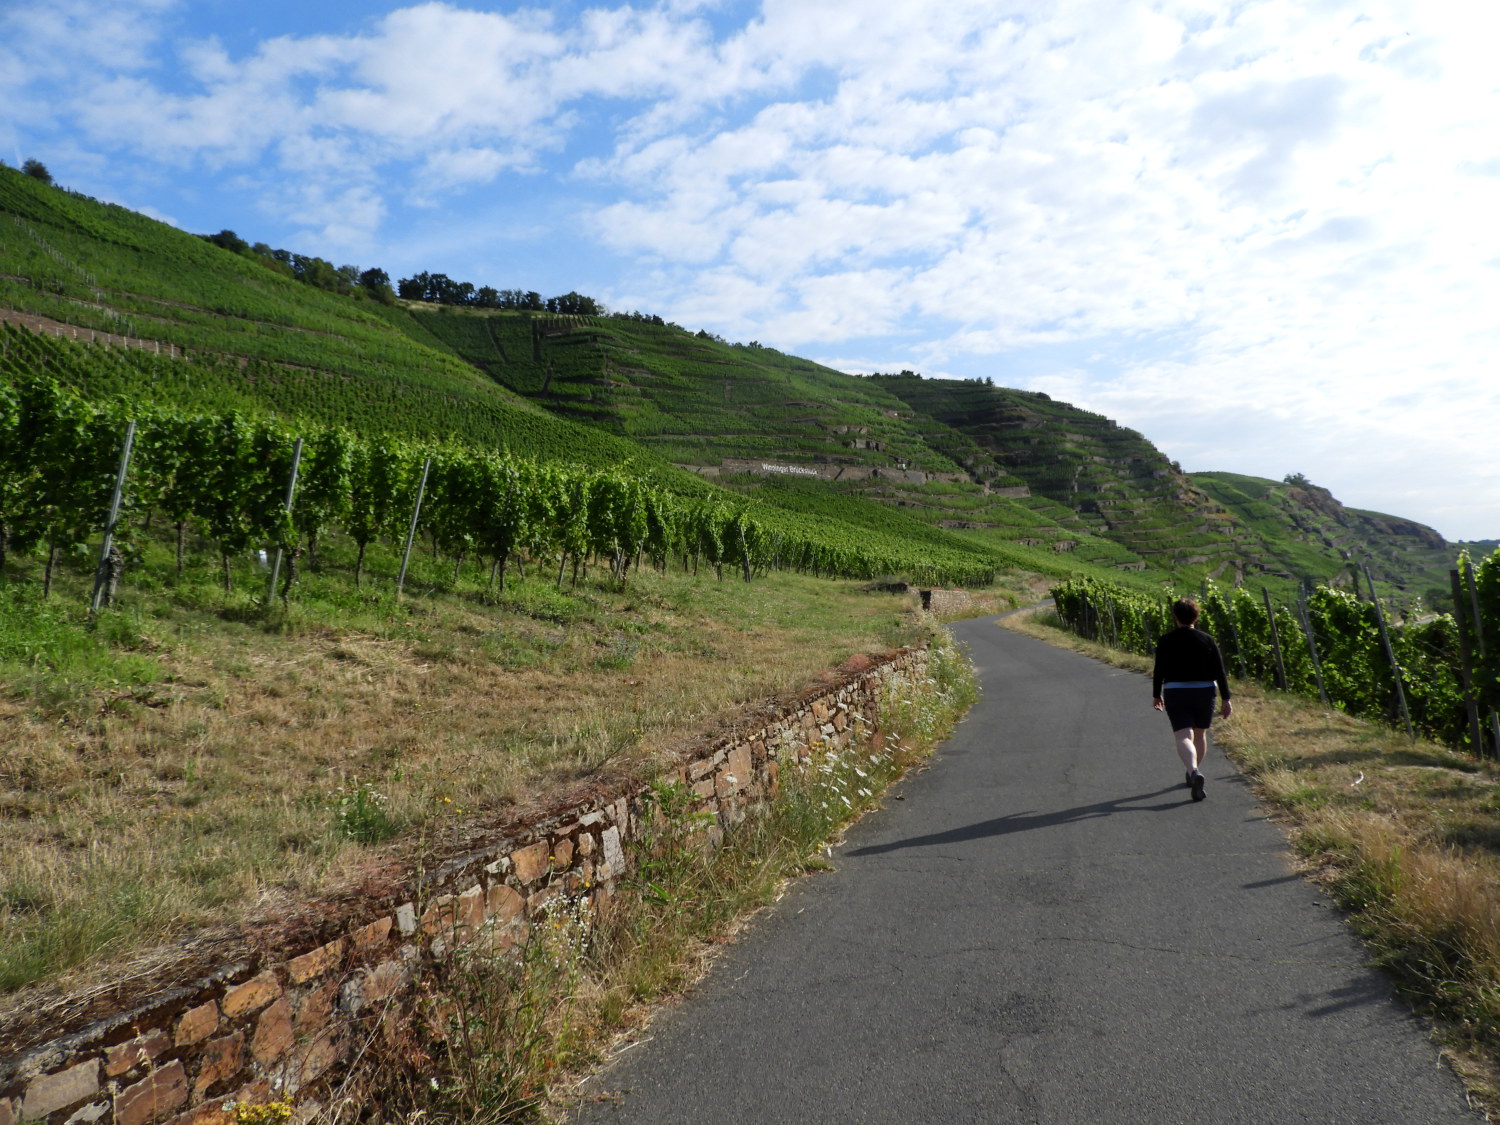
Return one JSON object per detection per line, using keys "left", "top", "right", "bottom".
{"left": 4, "top": 0, "right": 1498, "bottom": 541}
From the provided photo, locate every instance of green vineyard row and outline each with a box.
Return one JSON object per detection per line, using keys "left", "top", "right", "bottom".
{"left": 1050, "top": 570, "right": 1500, "bottom": 757}
{"left": 0, "top": 371, "right": 1000, "bottom": 598}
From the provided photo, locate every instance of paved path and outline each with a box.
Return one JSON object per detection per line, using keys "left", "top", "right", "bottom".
{"left": 571, "top": 618, "right": 1480, "bottom": 1124}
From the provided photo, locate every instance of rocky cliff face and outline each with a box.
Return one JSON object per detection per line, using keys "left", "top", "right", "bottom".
{"left": 1353, "top": 512, "right": 1447, "bottom": 549}
{"left": 1195, "top": 471, "right": 1453, "bottom": 591}
{"left": 869, "top": 375, "right": 1247, "bottom": 581}
{"left": 1284, "top": 483, "right": 1346, "bottom": 522}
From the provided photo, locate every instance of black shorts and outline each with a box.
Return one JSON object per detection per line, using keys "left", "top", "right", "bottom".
{"left": 1163, "top": 686, "right": 1217, "bottom": 730}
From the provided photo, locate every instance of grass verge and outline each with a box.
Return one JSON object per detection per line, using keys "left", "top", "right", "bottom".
{"left": 354, "top": 626, "right": 979, "bottom": 1123}
{"left": 2, "top": 524, "right": 994, "bottom": 998}
{"left": 1004, "top": 607, "right": 1500, "bottom": 1117}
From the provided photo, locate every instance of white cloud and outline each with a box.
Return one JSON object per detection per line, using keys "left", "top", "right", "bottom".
{"left": 1, "top": 0, "right": 176, "bottom": 76}
{"left": 420, "top": 146, "right": 528, "bottom": 188}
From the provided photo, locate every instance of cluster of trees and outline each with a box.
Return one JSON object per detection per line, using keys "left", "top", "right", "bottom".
{"left": 194, "top": 232, "right": 615, "bottom": 319}
{"left": 610, "top": 309, "right": 671, "bottom": 327}
{"left": 864, "top": 370, "right": 995, "bottom": 387}
{"left": 199, "top": 230, "right": 397, "bottom": 304}
{"left": 394, "top": 272, "right": 602, "bottom": 315}
{"left": 20, "top": 159, "right": 54, "bottom": 185}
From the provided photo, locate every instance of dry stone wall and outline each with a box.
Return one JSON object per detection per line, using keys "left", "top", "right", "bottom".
{"left": 0, "top": 646, "right": 930, "bottom": 1125}
{"left": 682, "top": 458, "right": 969, "bottom": 486}
{"left": 920, "top": 588, "right": 973, "bottom": 615}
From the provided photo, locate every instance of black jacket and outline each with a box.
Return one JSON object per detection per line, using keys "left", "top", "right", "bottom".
{"left": 1152, "top": 626, "right": 1231, "bottom": 700}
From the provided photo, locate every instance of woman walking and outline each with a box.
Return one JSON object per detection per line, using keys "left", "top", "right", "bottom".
{"left": 1152, "top": 597, "right": 1232, "bottom": 801}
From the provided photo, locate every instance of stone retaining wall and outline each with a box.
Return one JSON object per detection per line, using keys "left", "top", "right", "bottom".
{"left": 920, "top": 588, "right": 973, "bottom": 615}
{"left": 679, "top": 459, "right": 969, "bottom": 486}
{"left": 0, "top": 646, "right": 930, "bottom": 1125}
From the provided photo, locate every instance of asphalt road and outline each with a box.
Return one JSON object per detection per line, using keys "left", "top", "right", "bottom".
{"left": 570, "top": 617, "right": 1481, "bottom": 1124}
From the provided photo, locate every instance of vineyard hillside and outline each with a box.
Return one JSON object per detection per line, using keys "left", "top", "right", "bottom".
{"left": 395, "top": 308, "right": 1172, "bottom": 578}
{"left": 1191, "top": 470, "right": 1463, "bottom": 604}
{"left": 409, "top": 310, "right": 1468, "bottom": 591}
{"left": 0, "top": 162, "right": 1473, "bottom": 593}
{"left": 0, "top": 166, "right": 1100, "bottom": 588}
{"left": 867, "top": 373, "right": 1251, "bottom": 583}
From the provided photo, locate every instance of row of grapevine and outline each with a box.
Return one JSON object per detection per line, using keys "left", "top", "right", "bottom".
{"left": 0, "top": 320, "right": 645, "bottom": 471}
{"left": 0, "top": 373, "right": 998, "bottom": 602}
{"left": 1050, "top": 565, "right": 1500, "bottom": 757}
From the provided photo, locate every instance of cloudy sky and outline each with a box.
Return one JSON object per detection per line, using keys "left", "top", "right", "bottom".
{"left": 4, "top": 0, "right": 1497, "bottom": 541}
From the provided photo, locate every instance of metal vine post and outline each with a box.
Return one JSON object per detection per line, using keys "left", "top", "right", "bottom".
{"left": 89, "top": 419, "right": 136, "bottom": 615}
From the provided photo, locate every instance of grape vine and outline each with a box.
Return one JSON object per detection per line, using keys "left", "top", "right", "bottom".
{"left": 1051, "top": 571, "right": 1500, "bottom": 757}
{"left": 0, "top": 372, "right": 998, "bottom": 603}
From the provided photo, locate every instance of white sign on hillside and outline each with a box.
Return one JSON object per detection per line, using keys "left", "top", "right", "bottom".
{"left": 762, "top": 463, "right": 819, "bottom": 477}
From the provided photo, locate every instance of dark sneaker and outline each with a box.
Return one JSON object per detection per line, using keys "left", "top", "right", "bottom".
{"left": 1190, "top": 771, "right": 1207, "bottom": 801}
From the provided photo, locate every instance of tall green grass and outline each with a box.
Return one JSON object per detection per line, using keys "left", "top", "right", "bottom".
{"left": 0, "top": 587, "right": 164, "bottom": 715}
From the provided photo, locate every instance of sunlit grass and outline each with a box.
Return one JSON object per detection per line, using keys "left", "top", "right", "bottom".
{"left": 0, "top": 528, "right": 937, "bottom": 999}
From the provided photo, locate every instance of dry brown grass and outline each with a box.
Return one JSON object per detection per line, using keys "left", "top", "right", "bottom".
{"left": 1005, "top": 607, "right": 1500, "bottom": 1118}
{"left": 0, "top": 565, "right": 927, "bottom": 996}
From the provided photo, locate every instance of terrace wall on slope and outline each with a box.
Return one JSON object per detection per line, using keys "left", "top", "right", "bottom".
{"left": 684, "top": 458, "right": 970, "bottom": 486}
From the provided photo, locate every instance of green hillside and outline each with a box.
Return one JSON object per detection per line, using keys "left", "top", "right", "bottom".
{"left": 400, "top": 307, "right": 1166, "bottom": 577}
{"left": 867, "top": 374, "right": 1246, "bottom": 583}
{"left": 0, "top": 167, "right": 1008, "bottom": 586}
{"left": 0, "top": 172, "right": 510, "bottom": 402}
{"left": 1193, "top": 470, "right": 1459, "bottom": 601}
{"left": 400, "top": 307, "right": 963, "bottom": 473}
{"left": 0, "top": 169, "right": 693, "bottom": 476}
{"left": 0, "top": 162, "right": 1470, "bottom": 595}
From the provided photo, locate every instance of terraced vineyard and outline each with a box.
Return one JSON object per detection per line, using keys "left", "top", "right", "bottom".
{"left": 1194, "top": 471, "right": 1458, "bottom": 599}
{"left": 3, "top": 331, "right": 1020, "bottom": 591}
{"left": 404, "top": 308, "right": 1173, "bottom": 576}
{"left": 401, "top": 307, "right": 963, "bottom": 473}
{"left": 0, "top": 318, "right": 688, "bottom": 479}
{"left": 869, "top": 373, "right": 1246, "bottom": 583}
{"left": 0, "top": 173, "right": 494, "bottom": 397}
{"left": 0, "top": 162, "right": 1475, "bottom": 595}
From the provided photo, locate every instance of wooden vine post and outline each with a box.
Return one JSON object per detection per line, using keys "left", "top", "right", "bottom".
{"left": 1261, "top": 587, "right": 1288, "bottom": 690}
{"left": 1223, "top": 595, "right": 1248, "bottom": 679}
{"left": 1295, "top": 592, "right": 1331, "bottom": 708}
{"left": 1363, "top": 564, "right": 1414, "bottom": 742}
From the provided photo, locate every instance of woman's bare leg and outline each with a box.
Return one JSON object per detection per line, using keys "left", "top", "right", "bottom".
{"left": 1173, "top": 728, "right": 1197, "bottom": 770}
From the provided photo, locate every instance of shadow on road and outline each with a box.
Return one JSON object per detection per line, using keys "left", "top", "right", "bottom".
{"left": 848, "top": 784, "right": 1188, "bottom": 855}
{"left": 1296, "top": 975, "right": 1396, "bottom": 1019}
